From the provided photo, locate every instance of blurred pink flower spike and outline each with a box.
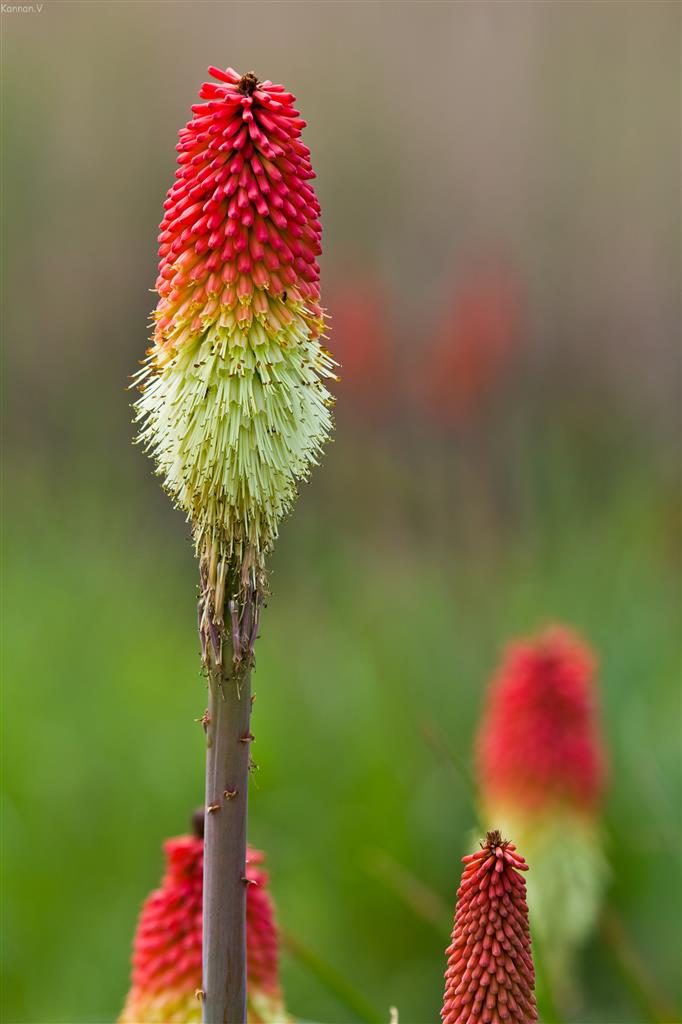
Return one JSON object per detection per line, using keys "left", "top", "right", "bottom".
{"left": 328, "top": 272, "right": 394, "bottom": 422}
{"left": 475, "top": 626, "right": 609, "bottom": 1005}
{"left": 419, "top": 261, "right": 523, "bottom": 427}
{"left": 119, "top": 813, "right": 291, "bottom": 1024}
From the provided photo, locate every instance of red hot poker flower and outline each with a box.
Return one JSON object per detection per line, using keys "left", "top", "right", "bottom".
{"left": 136, "top": 66, "right": 335, "bottom": 629}
{"left": 442, "top": 831, "right": 537, "bottom": 1024}
{"left": 119, "top": 827, "right": 288, "bottom": 1024}
{"left": 476, "top": 626, "right": 607, "bottom": 817}
{"left": 474, "top": 628, "right": 609, "bottom": 1005}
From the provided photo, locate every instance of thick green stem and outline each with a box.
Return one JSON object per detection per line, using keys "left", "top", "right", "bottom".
{"left": 202, "top": 653, "right": 252, "bottom": 1024}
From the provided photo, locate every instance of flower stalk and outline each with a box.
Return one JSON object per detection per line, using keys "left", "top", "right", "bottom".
{"left": 202, "top": 653, "right": 253, "bottom": 1022}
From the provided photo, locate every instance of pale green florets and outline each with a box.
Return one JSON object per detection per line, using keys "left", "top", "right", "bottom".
{"left": 484, "top": 810, "right": 608, "bottom": 1002}
{"left": 135, "top": 304, "right": 335, "bottom": 579}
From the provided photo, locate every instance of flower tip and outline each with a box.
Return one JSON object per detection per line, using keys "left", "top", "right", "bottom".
{"left": 482, "top": 828, "right": 506, "bottom": 850}
{"left": 238, "top": 71, "right": 260, "bottom": 96}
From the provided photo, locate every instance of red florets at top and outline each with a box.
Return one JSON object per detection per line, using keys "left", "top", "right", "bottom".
{"left": 129, "top": 835, "right": 281, "bottom": 999}
{"left": 441, "top": 832, "right": 537, "bottom": 1024}
{"left": 154, "top": 66, "right": 323, "bottom": 348}
{"left": 476, "top": 627, "right": 607, "bottom": 816}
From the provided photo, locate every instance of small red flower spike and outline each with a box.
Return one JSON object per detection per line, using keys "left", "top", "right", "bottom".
{"left": 119, "top": 817, "right": 289, "bottom": 1024}
{"left": 441, "top": 831, "right": 537, "bottom": 1024}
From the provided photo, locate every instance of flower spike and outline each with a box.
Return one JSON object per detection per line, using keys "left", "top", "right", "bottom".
{"left": 475, "top": 626, "right": 609, "bottom": 1004}
{"left": 476, "top": 627, "right": 606, "bottom": 816}
{"left": 441, "top": 831, "right": 537, "bottom": 1024}
{"left": 119, "top": 814, "right": 290, "bottom": 1024}
{"left": 135, "top": 67, "right": 335, "bottom": 640}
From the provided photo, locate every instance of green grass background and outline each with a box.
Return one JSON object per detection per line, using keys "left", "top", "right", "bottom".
{"left": 2, "top": 3, "right": 680, "bottom": 1021}
{"left": 3, "top": 423, "right": 680, "bottom": 1023}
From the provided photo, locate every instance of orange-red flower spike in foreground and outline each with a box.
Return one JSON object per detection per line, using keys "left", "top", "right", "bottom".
{"left": 441, "top": 831, "right": 537, "bottom": 1024}
{"left": 119, "top": 815, "right": 289, "bottom": 1024}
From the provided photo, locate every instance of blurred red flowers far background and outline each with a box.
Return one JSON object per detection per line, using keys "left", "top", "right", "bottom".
{"left": 418, "top": 263, "right": 524, "bottom": 427}
{"left": 328, "top": 258, "right": 524, "bottom": 430}
{"left": 327, "top": 272, "right": 395, "bottom": 421}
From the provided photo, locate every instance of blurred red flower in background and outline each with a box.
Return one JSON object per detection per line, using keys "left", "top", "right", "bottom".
{"left": 474, "top": 626, "right": 609, "bottom": 1007}
{"left": 119, "top": 816, "right": 288, "bottom": 1024}
{"left": 418, "top": 263, "right": 524, "bottom": 426}
{"left": 476, "top": 626, "right": 607, "bottom": 816}
{"left": 327, "top": 273, "right": 394, "bottom": 420}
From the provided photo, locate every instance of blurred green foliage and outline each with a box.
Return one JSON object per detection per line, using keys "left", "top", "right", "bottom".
{"left": 2, "top": 2, "right": 680, "bottom": 1022}
{"left": 2, "top": 424, "right": 680, "bottom": 1023}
